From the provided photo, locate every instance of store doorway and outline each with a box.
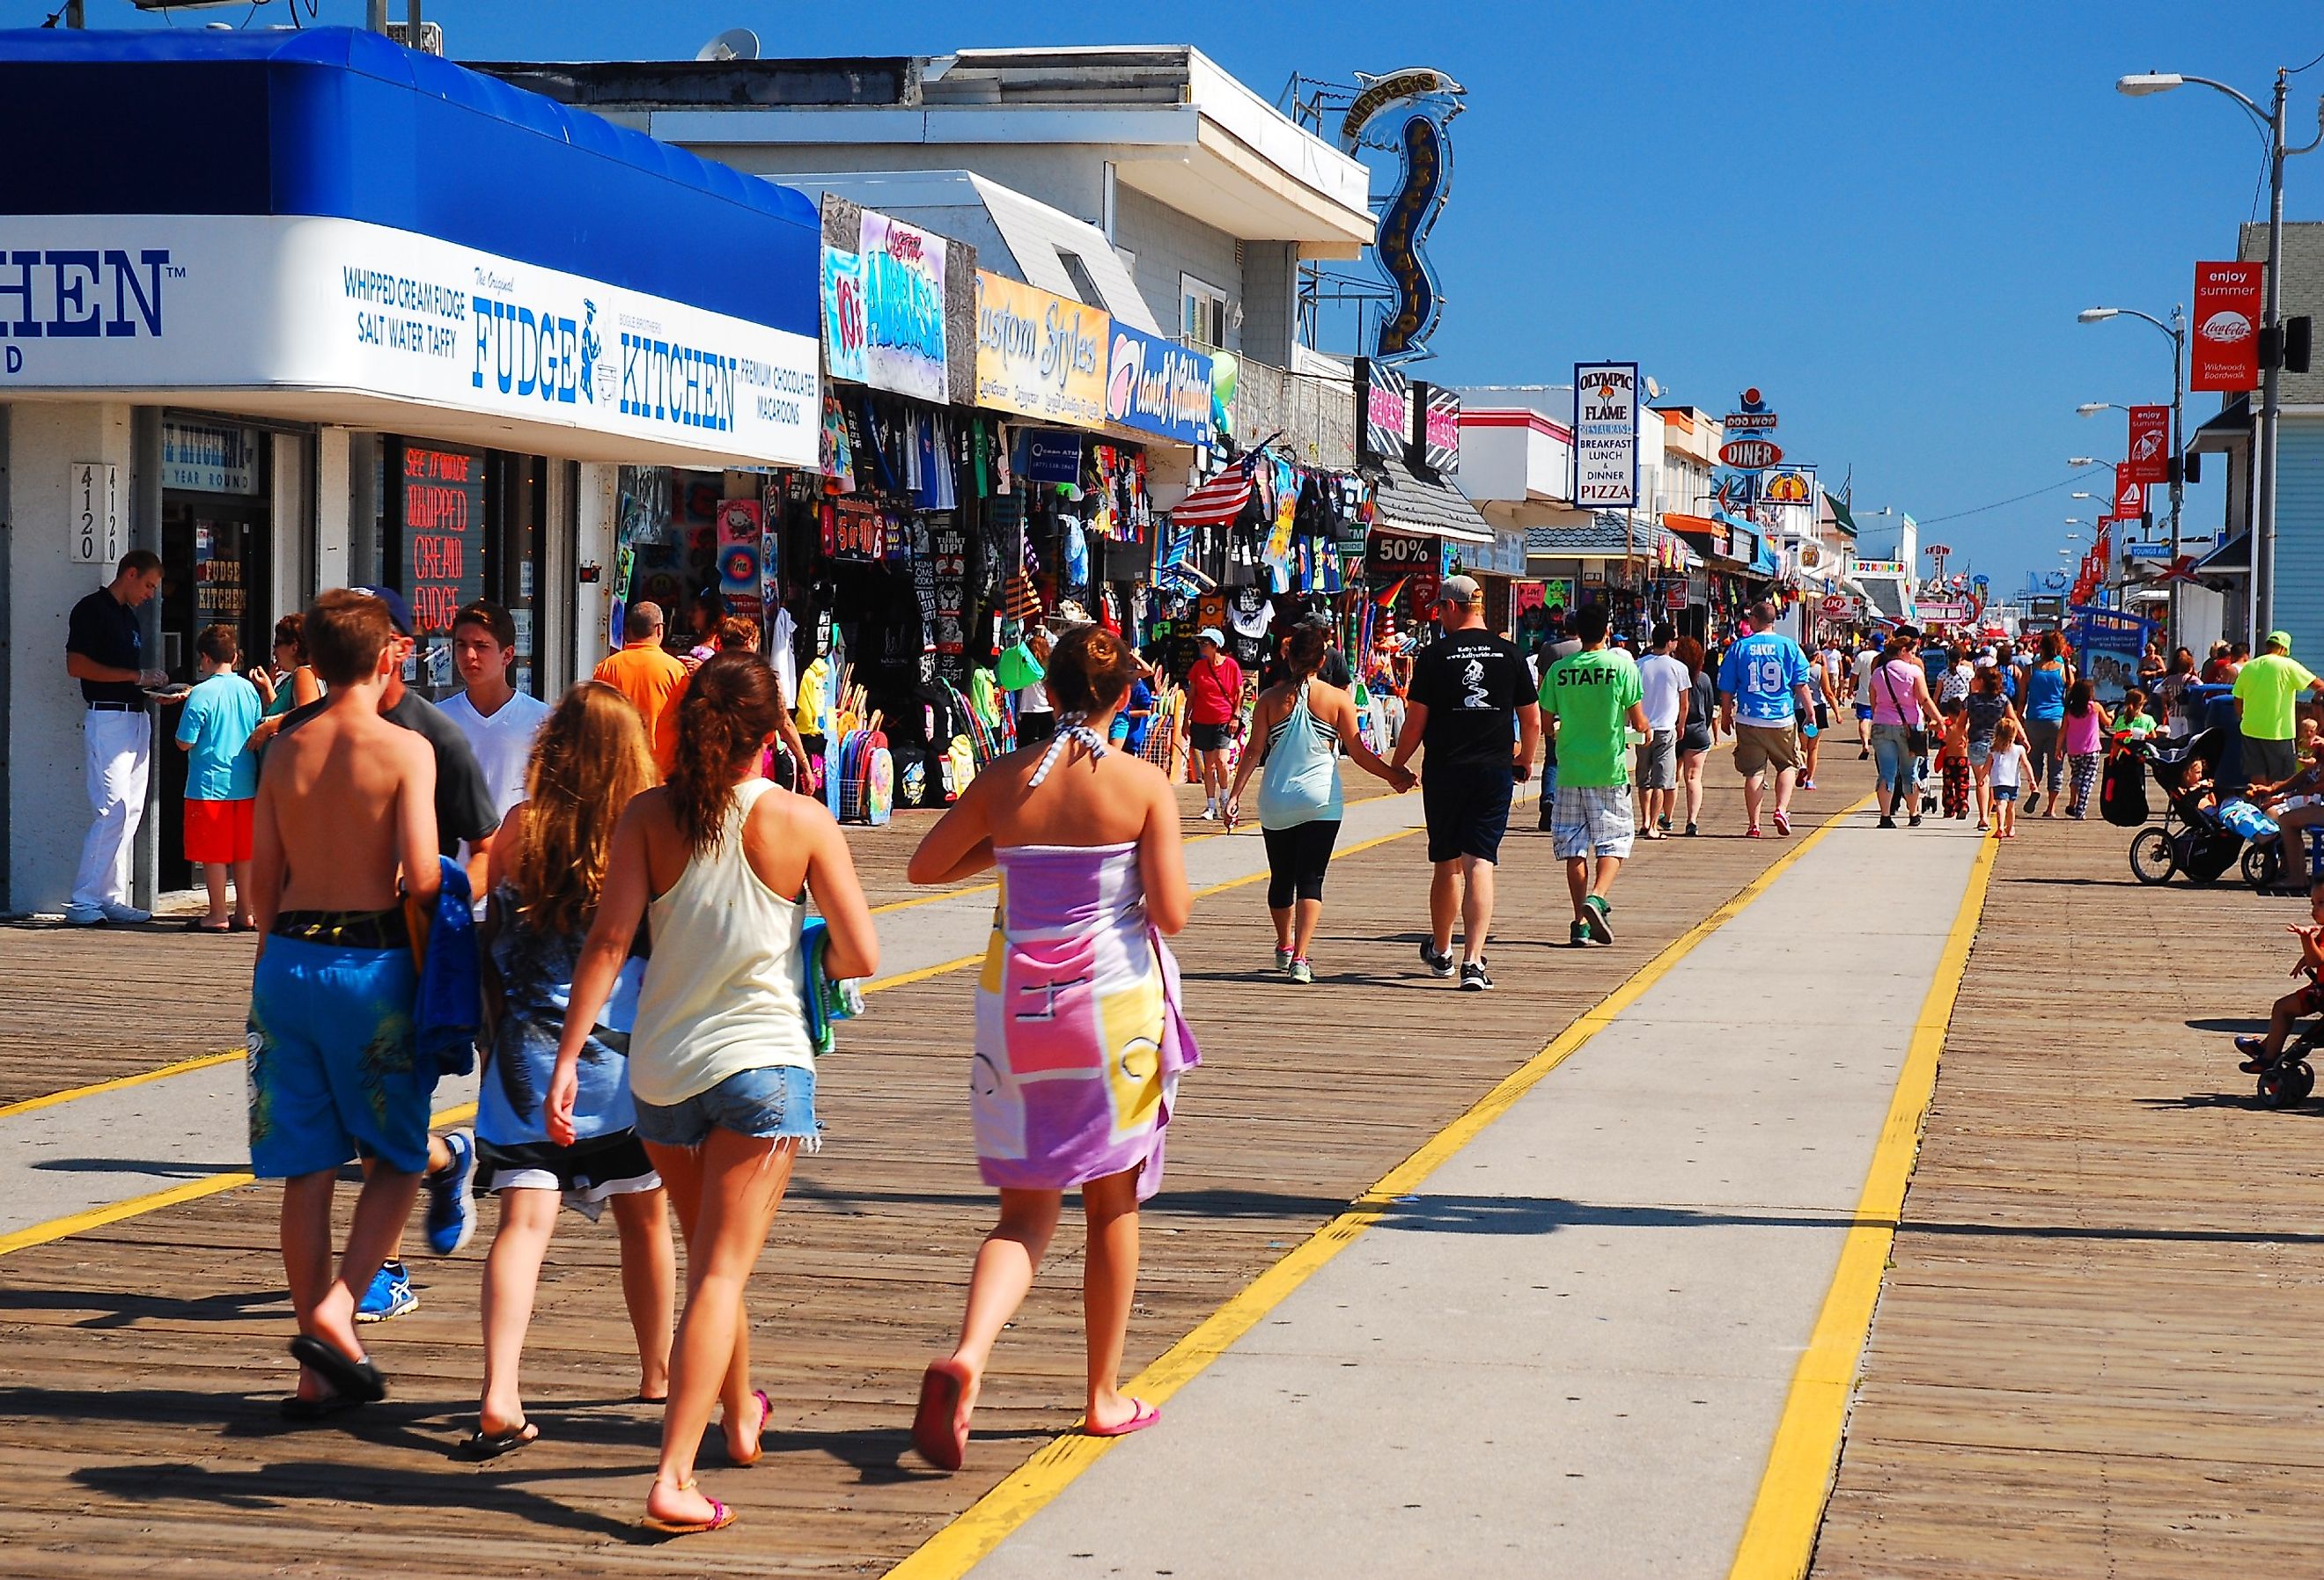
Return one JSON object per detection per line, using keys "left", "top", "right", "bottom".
{"left": 158, "top": 491, "right": 272, "bottom": 893}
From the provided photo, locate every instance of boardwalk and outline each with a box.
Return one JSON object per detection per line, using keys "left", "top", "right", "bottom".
{"left": 0, "top": 765, "right": 1840, "bottom": 1577}
{"left": 1812, "top": 816, "right": 2324, "bottom": 1578}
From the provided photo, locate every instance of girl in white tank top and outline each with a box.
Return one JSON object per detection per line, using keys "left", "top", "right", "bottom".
{"left": 547, "top": 654, "right": 879, "bottom": 1540}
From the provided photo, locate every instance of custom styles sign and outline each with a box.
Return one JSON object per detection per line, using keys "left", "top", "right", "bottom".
{"left": 973, "top": 270, "right": 1109, "bottom": 429}
{"left": 2192, "top": 261, "right": 2263, "bottom": 392}
{"left": 2126, "top": 404, "right": 2170, "bottom": 485}
{"left": 1571, "top": 362, "right": 1639, "bottom": 509}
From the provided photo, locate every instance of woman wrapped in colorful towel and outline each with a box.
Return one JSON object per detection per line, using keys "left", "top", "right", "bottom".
{"left": 903, "top": 623, "right": 1198, "bottom": 1470}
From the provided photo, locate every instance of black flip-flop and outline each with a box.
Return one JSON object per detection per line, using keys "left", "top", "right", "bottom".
{"left": 289, "top": 1334, "right": 386, "bottom": 1402}
{"left": 279, "top": 1391, "right": 365, "bottom": 1422}
{"left": 182, "top": 917, "right": 231, "bottom": 934}
{"left": 457, "top": 1420, "right": 539, "bottom": 1460}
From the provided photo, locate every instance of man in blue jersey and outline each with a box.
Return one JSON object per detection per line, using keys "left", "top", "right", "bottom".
{"left": 1717, "top": 600, "right": 1816, "bottom": 837}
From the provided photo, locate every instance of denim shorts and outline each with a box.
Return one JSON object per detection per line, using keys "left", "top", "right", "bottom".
{"left": 632, "top": 1064, "right": 820, "bottom": 1150}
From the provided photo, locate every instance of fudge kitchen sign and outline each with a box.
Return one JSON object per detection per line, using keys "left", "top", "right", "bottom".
{"left": 0, "top": 214, "right": 820, "bottom": 468}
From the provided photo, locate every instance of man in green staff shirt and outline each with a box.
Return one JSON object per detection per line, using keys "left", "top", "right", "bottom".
{"left": 2232, "top": 630, "right": 2324, "bottom": 786}
{"left": 1539, "top": 603, "right": 1649, "bottom": 949}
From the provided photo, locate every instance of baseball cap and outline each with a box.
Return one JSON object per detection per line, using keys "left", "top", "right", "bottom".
{"left": 2269, "top": 629, "right": 2293, "bottom": 652}
{"left": 348, "top": 584, "right": 416, "bottom": 637}
{"left": 1197, "top": 627, "right": 1226, "bottom": 648}
{"left": 1438, "top": 574, "right": 1482, "bottom": 607}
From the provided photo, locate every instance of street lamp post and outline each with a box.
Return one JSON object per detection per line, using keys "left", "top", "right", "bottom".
{"left": 2120, "top": 69, "right": 2324, "bottom": 643}
{"left": 2078, "top": 308, "right": 2187, "bottom": 644}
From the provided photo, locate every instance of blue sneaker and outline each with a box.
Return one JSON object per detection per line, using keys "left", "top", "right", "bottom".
{"left": 425, "top": 1128, "right": 477, "bottom": 1255}
{"left": 356, "top": 1260, "right": 417, "bottom": 1324}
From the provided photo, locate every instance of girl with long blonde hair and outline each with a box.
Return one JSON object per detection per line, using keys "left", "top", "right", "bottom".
{"left": 465, "top": 683, "right": 675, "bottom": 1459}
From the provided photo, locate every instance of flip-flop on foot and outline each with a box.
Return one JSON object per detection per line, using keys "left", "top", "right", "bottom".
{"left": 912, "top": 1358, "right": 974, "bottom": 1471}
{"left": 458, "top": 1420, "right": 539, "bottom": 1460}
{"left": 289, "top": 1334, "right": 386, "bottom": 1402}
{"left": 729, "top": 1388, "right": 773, "bottom": 1466}
{"left": 1083, "top": 1398, "right": 1161, "bottom": 1438}
{"left": 642, "top": 1481, "right": 735, "bottom": 1538}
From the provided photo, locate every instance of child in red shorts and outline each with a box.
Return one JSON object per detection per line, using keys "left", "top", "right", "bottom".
{"left": 174, "top": 622, "right": 264, "bottom": 931}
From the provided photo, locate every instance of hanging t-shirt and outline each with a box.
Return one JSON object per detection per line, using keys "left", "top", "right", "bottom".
{"left": 1408, "top": 629, "right": 1528, "bottom": 769}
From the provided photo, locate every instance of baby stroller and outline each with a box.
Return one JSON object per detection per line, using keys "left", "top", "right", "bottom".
{"left": 2128, "top": 727, "right": 2246, "bottom": 886}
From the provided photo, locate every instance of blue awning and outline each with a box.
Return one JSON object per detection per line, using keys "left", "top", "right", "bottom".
{"left": 0, "top": 27, "right": 818, "bottom": 338}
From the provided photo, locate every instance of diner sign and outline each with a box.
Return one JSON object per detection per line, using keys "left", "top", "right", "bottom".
{"left": 974, "top": 270, "right": 1109, "bottom": 429}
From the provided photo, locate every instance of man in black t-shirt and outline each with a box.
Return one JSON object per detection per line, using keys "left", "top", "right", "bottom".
{"left": 64, "top": 550, "right": 167, "bottom": 925}
{"left": 272, "top": 585, "right": 497, "bottom": 1316}
{"left": 1390, "top": 576, "right": 1541, "bottom": 992}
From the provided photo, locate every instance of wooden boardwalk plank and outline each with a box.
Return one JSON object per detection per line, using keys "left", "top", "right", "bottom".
{"left": 0, "top": 767, "right": 1839, "bottom": 1576}
{"left": 1809, "top": 814, "right": 2324, "bottom": 1579}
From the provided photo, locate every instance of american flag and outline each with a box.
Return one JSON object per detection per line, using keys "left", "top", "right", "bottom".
{"left": 1169, "top": 451, "right": 1263, "bottom": 527}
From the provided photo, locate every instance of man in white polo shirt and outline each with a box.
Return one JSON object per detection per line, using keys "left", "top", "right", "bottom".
{"left": 437, "top": 599, "right": 551, "bottom": 867}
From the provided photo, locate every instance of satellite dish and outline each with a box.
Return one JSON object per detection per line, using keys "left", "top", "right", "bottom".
{"left": 696, "top": 27, "right": 761, "bottom": 62}
{"left": 1645, "top": 376, "right": 1662, "bottom": 400}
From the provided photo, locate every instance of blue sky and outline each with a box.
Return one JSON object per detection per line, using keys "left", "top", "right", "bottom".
{"left": 29, "top": 1, "right": 2324, "bottom": 591}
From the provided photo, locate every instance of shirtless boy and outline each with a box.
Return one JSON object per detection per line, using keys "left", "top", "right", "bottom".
{"left": 245, "top": 589, "right": 439, "bottom": 1415}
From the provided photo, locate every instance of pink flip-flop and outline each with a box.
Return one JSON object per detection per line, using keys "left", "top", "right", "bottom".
{"left": 728, "top": 1387, "right": 772, "bottom": 1466}
{"left": 1083, "top": 1398, "right": 1161, "bottom": 1438}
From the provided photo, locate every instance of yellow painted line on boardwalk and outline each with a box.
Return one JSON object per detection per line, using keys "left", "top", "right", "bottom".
{"left": 1725, "top": 829, "right": 2000, "bottom": 1580}
{"left": 886, "top": 793, "right": 1877, "bottom": 1580}
{"left": 0, "top": 1098, "right": 480, "bottom": 1260}
{"left": 0, "top": 1047, "right": 245, "bottom": 1119}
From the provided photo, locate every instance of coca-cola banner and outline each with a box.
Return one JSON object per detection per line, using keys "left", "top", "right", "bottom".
{"left": 2126, "top": 404, "right": 2170, "bottom": 485}
{"left": 2192, "top": 261, "right": 2263, "bottom": 392}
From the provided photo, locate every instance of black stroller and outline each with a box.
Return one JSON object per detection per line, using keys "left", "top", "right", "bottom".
{"left": 2127, "top": 727, "right": 2246, "bottom": 886}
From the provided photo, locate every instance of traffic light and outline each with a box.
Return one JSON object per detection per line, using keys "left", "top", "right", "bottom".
{"left": 2259, "top": 315, "right": 2313, "bottom": 373}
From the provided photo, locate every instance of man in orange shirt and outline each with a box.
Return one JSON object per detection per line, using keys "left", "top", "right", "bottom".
{"left": 593, "top": 602, "right": 689, "bottom": 775}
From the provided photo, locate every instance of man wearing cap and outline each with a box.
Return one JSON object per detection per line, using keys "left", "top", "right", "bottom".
{"left": 1187, "top": 627, "right": 1245, "bottom": 819}
{"left": 272, "top": 585, "right": 500, "bottom": 1318}
{"left": 1391, "top": 575, "right": 1541, "bottom": 991}
{"left": 2232, "top": 630, "right": 2324, "bottom": 787}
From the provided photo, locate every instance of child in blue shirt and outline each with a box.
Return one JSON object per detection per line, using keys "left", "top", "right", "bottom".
{"left": 174, "top": 622, "right": 264, "bottom": 931}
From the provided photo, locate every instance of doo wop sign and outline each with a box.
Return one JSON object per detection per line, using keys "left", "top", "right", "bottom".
{"left": 0, "top": 213, "right": 820, "bottom": 467}
{"left": 1571, "top": 361, "right": 1639, "bottom": 509}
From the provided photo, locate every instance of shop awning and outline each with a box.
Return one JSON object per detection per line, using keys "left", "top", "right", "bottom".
{"left": 1372, "top": 453, "right": 1492, "bottom": 544}
{"left": 1531, "top": 511, "right": 1698, "bottom": 566}
{"left": 0, "top": 26, "right": 825, "bottom": 470}
{"left": 2197, "top": 531, "right": 2250, "bottom": 573}
{"left": 2189, "top": 396, "right": 2252, "bottom": 456}
{"left": 1861, "top": 579, "right": 1913, "bottom": 622}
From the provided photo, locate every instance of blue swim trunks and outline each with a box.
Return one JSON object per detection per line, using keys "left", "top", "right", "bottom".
{"left": 246, "top": 935, "right": 429, "bottom": 1179}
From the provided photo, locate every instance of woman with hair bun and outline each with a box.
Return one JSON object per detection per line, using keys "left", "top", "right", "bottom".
{"left": 548, "top": 650, "right": 879, "bottom": 1538}
{"left": 904, "top": 623, "right": 1197, "bottom": 1472}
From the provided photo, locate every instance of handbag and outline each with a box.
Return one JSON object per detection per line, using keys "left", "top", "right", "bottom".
{"left": 1880, "top": 664, "right": 1930, "bottom": 755}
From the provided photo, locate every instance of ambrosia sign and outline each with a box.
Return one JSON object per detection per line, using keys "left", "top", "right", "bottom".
{"left": 974, "top": 270, "right": 1108, "bottom": 429}
{"left": 0, "top": 213, "right": 820, "bottom": 467}
{"left": 1105, "top": 322, "right": 1212, "bottom": 445}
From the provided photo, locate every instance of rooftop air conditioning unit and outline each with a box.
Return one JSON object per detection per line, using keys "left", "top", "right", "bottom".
{"left": 387, "top": 21, "right": 445, "bottom": 55}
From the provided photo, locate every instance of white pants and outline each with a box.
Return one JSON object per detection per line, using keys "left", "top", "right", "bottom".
{"left": 71, "top": 708, "right": 150, "bottom": 912}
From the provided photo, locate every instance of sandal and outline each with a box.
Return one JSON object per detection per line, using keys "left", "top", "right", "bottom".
{"left": 458, "top": 1419, "right": 539, "bottom": 1460}
{"left": 912, "top": 1357, "right": 974, "bottom": 1471}
{"left": 1083, "top": 1398, "right": 1162, "bottom": 1438}
{"left": 289, "top": 1334, "right": 386, "bottom": 1402}
{"left": 642, "top": 1480, "right": 736, "bottom": 1538}
{"left": 279, "top": 1390, "right": 364, "bottom": 1423}
{"left": 727, "top": 1388, "right": 772, "bottom": 1466}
